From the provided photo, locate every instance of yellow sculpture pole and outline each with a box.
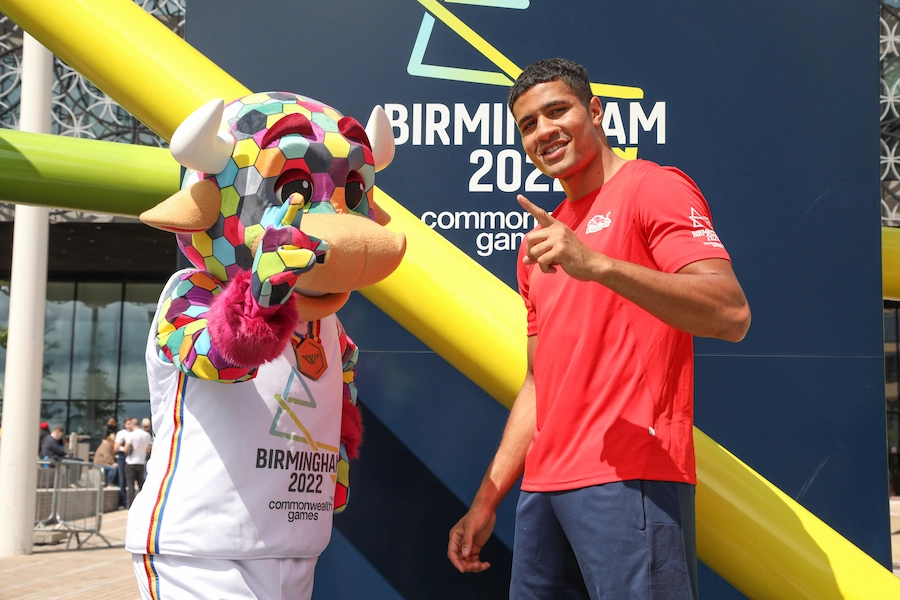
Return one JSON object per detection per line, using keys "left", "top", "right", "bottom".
{"left": 367, "top": 189, "right": 527, "bottom": 404}
{"left": 695, "top": 430, "right": 900, "bottom": 598}
{"left": 2, "top": 0, "right": 898, "bottom": 596}
{"left": 884, "top": 226, "right": 900, "bottom": 300}
{"left": 0, "top": 0, "right": 248, "bottom": 139}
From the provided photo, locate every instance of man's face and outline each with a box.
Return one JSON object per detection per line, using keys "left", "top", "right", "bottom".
{"left": 512, "top": 80, "right": 604, "bottom": 183}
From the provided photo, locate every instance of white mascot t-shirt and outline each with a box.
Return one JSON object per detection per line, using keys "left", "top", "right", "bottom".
{"left": 126, "top": 272, "right": 342, "bottom": 559}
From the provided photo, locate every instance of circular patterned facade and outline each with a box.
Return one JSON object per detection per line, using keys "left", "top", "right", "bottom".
{"left": 883, "top": 2, "right": 900, "bottom": 225}
{"left": 0, "top": 0, "right": 186, "bottom": 223}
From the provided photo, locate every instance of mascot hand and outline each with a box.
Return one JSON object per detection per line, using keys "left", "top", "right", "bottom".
{"left": 250, "top": 193, "right": 327, "bottom": 309}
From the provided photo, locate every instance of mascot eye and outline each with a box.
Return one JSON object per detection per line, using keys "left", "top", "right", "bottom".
{"left": 275, "top": 170, "right": 314, "bottom": 204}
{"left": 345, "top": 172, "right": 365, "bottom": 211}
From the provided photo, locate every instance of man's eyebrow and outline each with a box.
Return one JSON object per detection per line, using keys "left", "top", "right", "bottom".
{"left": 516, "top": 99, "right": 569, "bottom": 127}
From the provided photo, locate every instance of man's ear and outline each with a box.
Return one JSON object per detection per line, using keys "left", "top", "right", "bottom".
{"left": 590, "top": 96, "right": 604, "bottom": 127}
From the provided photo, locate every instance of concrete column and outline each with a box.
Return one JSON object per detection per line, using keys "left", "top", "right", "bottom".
{"left": 0, "top": 33, "right": 53, "bottom": 557}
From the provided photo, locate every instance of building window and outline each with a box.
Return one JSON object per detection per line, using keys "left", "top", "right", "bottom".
{"left": 0, "top": 280, "right": 163, "bottom": 451}
{"left": 885, "top": 303, "right": 900, "bottom": 494}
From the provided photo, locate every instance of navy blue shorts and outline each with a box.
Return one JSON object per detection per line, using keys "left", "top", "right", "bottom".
{"left": 510, "top": 480, "right": 698, "bottom": 600}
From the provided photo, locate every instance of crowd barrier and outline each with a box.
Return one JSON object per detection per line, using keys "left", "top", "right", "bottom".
{"left": 34, "top": 459, "right": 112, "bottom": 550}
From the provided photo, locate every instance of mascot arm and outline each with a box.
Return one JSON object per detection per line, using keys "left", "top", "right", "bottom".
{"left": 156, "top": 268, "right": 299, "bottom": 383}
{"left": 196, "top": 197, "right": 320, "bottom": 371}
{"left": 250, "top": 195, "right": 326, "bottom": 309}
{"left": 339, "top": 318, "right": 363, "bottom": 459}
{"left": 156, "top": 270, "right": 259, "bottom": 383}
{"left": 205, "top": 268, "right": 299, "bottom": 370}
{"left": 335, "top": 318, "right": 363, "bottom": 514}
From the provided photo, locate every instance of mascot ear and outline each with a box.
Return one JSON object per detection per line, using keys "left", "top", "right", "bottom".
{"left": 170, "top": 98, "right": 236, "bottom": 174}
{"left": 140, "top": 179, "right": 222, "bottom": 233}
{"left": 364, "top": 105, "right": 395, "bottom": 173}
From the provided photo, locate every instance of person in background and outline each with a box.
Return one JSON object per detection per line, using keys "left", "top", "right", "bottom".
{"left": 93, "top": 433, "right": 118, "bottom": 485}
{"left": 40, "top": 426, "right": 67, "bottom": 462}
{"left": 114, "top": 417, "right": 134, "bottom": 509}
{"left": 140, "top": 417, "right": 154, "bottom": 482}
{"left": 37, "top": 422, "right": 50, "bottom": 457}
{"left": 123, "top": 417, "right": 152, "bottom": 509}
{"left": 101, "top": 416, "right": 118, "bottom": 441}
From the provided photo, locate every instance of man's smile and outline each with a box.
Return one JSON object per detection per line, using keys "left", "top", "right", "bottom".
{"left": 540, "top": 140, "right": 568, "bottom": 157}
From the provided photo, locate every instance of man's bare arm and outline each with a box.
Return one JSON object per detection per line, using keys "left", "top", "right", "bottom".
{"left": 448, "top": 336, "right": 537, "bottom": 573}
{"left": 518, "top": 195, "right": 751, "bottom": 342}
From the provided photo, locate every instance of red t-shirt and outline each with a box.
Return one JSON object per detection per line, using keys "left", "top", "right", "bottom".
{"left": 517, "top": 159, "right": 732, "bottom": 491}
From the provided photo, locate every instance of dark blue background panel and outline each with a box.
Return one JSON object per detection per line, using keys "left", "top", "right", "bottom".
{"left": 695, "top": 355, "right": 891, "bottom": 567}
{"left": 327, "top": 402, "right": 512, "bottom": 599}
{"left": 354, "top": 348, "right": 519, "bottom": 549}
{"left": 315, "top": 529, "right": 403, "bottom": 600}
{"left": 186, "top": 1, "right": 886, "bottom": 598}
{"left": 339, "top": 293, "right": 431, "bottom": 353}
{"left": 186, "top": 0, "right": 882, "bottom": 355}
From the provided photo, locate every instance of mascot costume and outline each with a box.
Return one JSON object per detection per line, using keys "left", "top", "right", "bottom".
{"left": 124, "top": 92, "right": 406, "bottom": 599}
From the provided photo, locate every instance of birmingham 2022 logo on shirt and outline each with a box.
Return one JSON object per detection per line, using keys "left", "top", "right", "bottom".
{"left": 390, "top": 0, "right": 667, "bottom": 259}
{"left": 257, "top": 339, "right": 340, "bottom": 514}
{"left": 269, "top": 368, "right": 334, "bottom": 449}
{"left": 689, "top": 207, "right": 724, "bottom": 249}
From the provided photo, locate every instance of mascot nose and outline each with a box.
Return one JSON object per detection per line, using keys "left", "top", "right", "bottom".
{"left": 292, "top": 213, "right": 406, "bottom": 293}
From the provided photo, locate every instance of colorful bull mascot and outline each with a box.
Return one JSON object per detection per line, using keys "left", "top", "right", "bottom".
{"left": 125, "top": 92, "right": 406, "bottom": 599}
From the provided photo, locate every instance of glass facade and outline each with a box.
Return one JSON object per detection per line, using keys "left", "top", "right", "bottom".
{"left": 885, "top": 302, "right": 900, "bottom": 494}
{"left": 881, "top": 1, "right": 900, "bottom": 498}
{"left": 0, "top": 280, "right": 163, "bottom": 452}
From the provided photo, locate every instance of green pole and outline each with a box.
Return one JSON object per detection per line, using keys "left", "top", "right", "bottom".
{"left": 0, "top": 130, "right": 180, "bottom": 217}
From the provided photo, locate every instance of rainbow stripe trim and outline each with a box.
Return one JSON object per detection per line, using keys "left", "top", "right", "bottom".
{"left": 142, "top": 554, "right": 160, "bottom": 600}
{"left": 145, "top": 372, "right": 187, "bottom": 555}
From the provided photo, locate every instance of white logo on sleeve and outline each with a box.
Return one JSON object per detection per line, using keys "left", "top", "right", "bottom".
{"left": 689, "top": 207, "right": 711, "bottom": 229}
{"left": 689, "top": 207, "right": 724, "bottom": 247}
{"left": 586, "top": 212, "right": 612, "bottom": 234}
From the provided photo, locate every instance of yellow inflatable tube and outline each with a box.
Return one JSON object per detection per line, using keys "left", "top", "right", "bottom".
{"left": 884, "top": 226, "right": 900, "bottom": 300}
{"left": 368, "top": 188, "right": 527, "bottom": 405}
{"left": 0, "top": 0, "right": 249, "bottom": 139}
{"left": 696, "top": 429, "right": 900, "bottom": 598}
{"left": 3, "top": 0, "right": 898, "bottom": 596}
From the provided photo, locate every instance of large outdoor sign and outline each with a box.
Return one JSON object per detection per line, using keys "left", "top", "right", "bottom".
{"left": 385, "top": 94, "right": 663, "bottom": 260}
{"left": 384, "top": 0, "right": 664, "bottom": 264}
{"left": 188, "top": 0, "right": 677, "bottom": 285}
{"left": 185, "top": 1, "right": 884, "bottom": 598}
{"left": 379, "top": 0, "right": 664, "bottom": 282}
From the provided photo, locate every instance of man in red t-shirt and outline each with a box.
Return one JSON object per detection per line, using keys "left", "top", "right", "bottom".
{"left": 448, "top": 58, "right": 751, "bottom": 599}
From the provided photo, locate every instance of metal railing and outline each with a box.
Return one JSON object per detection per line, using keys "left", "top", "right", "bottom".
{"left": 34, "top": 459, "right": 112, "bottom": 549}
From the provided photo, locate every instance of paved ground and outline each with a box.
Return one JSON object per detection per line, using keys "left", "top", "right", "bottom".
{"left": 0, "top": 499, "right": 899, "bottom": 598}
{"left": 0, "top": 508, "right": 138, "bottom": 600}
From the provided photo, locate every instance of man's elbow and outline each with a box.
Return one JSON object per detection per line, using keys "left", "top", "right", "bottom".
{"left": 719, "top": 303, "right": 751, "bottom": 343}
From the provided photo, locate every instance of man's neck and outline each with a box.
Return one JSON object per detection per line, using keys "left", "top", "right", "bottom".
{"left": 560, "top": 147, "right": 627, "bottom": 201}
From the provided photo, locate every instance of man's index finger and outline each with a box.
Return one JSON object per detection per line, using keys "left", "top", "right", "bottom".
{"left": 517, "top": 194, "right": 555, "bottom": 228}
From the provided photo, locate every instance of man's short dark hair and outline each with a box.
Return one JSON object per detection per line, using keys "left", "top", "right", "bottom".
{"left": 508, "top": 58, "right": 594, "bottom": 114}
